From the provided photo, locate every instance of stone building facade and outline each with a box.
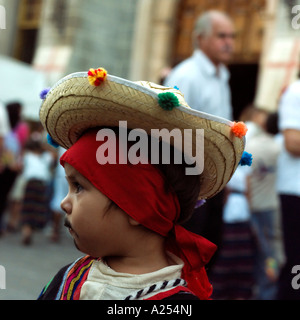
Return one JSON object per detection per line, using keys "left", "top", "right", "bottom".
{"left": 34, "top": 0, "right": 138, "bottom": 84}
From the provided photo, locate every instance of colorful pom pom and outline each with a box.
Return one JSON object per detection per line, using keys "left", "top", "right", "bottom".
{"left": 231, "top": 121, "right": 248, "bottom": 138}
{"left": 47, "top": 134, "right": 59, "bottom": 148}
{"left": 40, "top": 88, "right": 51, "bottom": 100}
{"left": 195, "top": 199, "right": 206, "bottom": 209}
{"left": 239, "top": 151, "right": 253, "bottom": 166}
{"left": 88, "top": 67, "right": 107, "bottom": 86}
{"left": 158, "top": 92, "right": 180, "bottom": 111}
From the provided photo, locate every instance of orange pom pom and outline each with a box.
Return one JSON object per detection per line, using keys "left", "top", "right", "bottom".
{"left": 231, "top": 121, "right": 248, "bottom": 138}
{"left": 88, "top": 67, "right": 107, "bottom": 86}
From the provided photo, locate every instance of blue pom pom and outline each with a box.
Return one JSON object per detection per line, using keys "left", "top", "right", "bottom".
{"left": 40, "top": 88, "right": 51, "bottom": 100}
{"left": 47, "top": 134, "right": 59, "bottom": 148}
{"left": 239, "top": 151, "right": 253, "bottom": 166}
{"left": 173, "top": 86, "right": 179, "bottom": 90}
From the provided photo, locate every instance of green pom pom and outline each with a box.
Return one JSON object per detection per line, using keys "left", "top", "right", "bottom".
{"left": 158, "top": 92, "right": 180, "bottom": 111}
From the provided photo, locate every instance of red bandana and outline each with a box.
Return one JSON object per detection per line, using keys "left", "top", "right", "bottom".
{"left": 60, "top": 129, "right": 217, "bottom": 299}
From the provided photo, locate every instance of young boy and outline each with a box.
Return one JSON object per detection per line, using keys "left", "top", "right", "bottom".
{"left": 37, "top": 68, "right": 248, "bottom": 300}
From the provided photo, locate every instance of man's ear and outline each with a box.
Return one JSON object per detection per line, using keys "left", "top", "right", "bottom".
{"left": 127, "top": 216, "right": 140, "bottom": 226}
{"left": 196, "top": 34, "right": 204, "bottom": 47}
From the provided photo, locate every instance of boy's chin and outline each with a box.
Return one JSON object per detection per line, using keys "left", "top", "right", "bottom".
{"left": 73, "top": 241, "right": 99, "bottom": 258}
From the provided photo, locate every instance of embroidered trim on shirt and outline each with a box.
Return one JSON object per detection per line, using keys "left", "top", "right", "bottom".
{"left": 55, "top": 256, "right": 95, "bottom": 300}
{"left": 124, "top": 278, "right": 187, "bottom": 300}
{"left": 54, "top": 256, "right": 83, "bottom": 300}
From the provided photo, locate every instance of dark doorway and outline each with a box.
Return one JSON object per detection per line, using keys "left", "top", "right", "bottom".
{"left": 229, "top": 64, "right": 259, "bottom": 121}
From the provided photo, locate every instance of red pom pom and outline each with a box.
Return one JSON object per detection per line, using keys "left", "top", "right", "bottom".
{"left": 231, "top": 121, "right": 248, "bottom": 138}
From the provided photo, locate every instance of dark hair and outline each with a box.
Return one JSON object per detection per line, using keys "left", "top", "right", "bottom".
{"left": 154, "top": 158, "right": 201, "bottom": 225}
{"left": 25, "top": 137, "right": 43, "bottom": 153}
{"left": 6, "top": 102, "right": 22, "bottom": 129}
{"left": 265, "top": 112, "right": 279, "bottom": 135}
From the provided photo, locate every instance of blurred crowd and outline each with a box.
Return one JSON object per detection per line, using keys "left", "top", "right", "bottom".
{"left": 0, "top": 101, "right": 67, "bottom": 245}
{"left": 0, "top": 9, "right": 299, "bottom": 300}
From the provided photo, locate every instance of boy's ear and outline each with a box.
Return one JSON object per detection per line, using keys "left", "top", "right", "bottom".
{"left": 127, "top": 216, "right": 140, "bottom": 226}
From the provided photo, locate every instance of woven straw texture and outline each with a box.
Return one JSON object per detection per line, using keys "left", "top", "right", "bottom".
{"left": 39, "top": 75, "right": 245, "bottom": 199}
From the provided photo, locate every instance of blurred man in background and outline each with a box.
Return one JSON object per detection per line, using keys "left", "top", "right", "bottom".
{"left": 164, "top": 10, "right": 235, "bottom": 119}
{"left": 164, "top": 10, "right": 236, "bottom": 271}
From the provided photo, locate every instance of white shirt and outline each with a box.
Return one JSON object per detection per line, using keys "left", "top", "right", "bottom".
{"left": 246, "top": 123, "right": 280, "bottom": 211}
{"left": 164, "top": 49, "right": 233, "bottom": 120}
{"left": 80, "top": 253, "right": 184, "bottom": 300}
{"left": 23, "top": 151, "right": 53, "bottom": 182}
{"left": 277, "top": 80, "right": 300, "bottom": 196}
{"left": 223, "top": 166, "right": 251, "bottom": 223}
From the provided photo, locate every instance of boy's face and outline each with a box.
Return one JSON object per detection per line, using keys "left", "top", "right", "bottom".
{"left": 61, "top": 163, "right": 131, "bottom": 258}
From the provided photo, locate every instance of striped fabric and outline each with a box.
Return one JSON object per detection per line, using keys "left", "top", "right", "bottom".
{"left": 209, "top": 222, "right": 256, "bottom": 300}
{"left": 38, "top": 256, "right": 198, "bottom": 300}
{"left": 57, "top": 256, "right": 95, "bottom": 300}
{"left": 125, "top": 278, "right": 187, "bottom": 300}
{"left": 21, "top": 179, "right": 49, "bottom": 229}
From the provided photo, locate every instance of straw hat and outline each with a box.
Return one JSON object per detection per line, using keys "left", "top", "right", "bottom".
{"left": 39, "top": 68, "right": 248, "bottom": 200}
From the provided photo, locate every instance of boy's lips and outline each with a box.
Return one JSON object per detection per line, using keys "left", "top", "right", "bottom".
{"left": 64, "top": 217, "right": 73, "bottom": 231}
{"left": 64, "top": 217, "right": 79, "bottom": 238}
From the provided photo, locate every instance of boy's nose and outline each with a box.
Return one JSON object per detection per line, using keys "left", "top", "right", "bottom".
{"left": 61, "top": 195, "right": 72, "bottom": 214}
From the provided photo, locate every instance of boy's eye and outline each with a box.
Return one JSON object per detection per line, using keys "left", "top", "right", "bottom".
{"left": 73, "top": 182, "right": 83, "bottom": 193}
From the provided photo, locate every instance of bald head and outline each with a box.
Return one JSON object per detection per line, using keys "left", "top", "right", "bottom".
{"left": 193, "top": 10, "right": 236, "bottom": 66}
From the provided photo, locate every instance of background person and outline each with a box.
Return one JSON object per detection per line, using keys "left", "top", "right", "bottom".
{"left": 246, "top": 109, "right": 282, "bottom": 300}
{"left": 6, "top": 102, "right": 30, "bottom": 232}
{"left": 276, "top": 73, "right": 300, "bottom": 300}
{"left": 209, "top": 165, "right": 255, "bottom": 300}
{"left": 164, "top": 10, "right": 236, "bottom": 270}
{"left": 164, "top": 10, "right": 235, "bottom": 119}
{"left": 21, "top": 135, "right": 54, "bottom": 245}
{"left": 0, "top": 102, "right": 23, "bottom": 236}
{"left": 49, "top": 146, "right": 68, "bottom": 242}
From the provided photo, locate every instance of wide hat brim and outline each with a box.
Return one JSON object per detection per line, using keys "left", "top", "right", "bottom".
{"left": 39, "top": 71, "right": 245, "bottom": 200}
